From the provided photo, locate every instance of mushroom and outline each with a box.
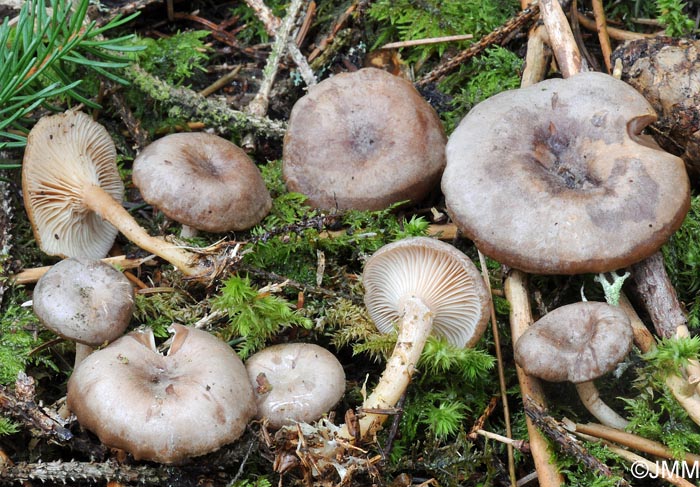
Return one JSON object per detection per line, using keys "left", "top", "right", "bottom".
{"left": 283, "top": 67, "right": 447, "bottom": 210}
{"left": 514, "top": 301, "right": 633, "bottom": 429}
{"left": 32, "top": 257, "right": 134, "bottom": 367}
{"left": 338, "top": 236, "right": 491, "bottom": 440}
{"left": 22, "top": 110, "right": 210, "bottom": 277}
{"left": 67, "top": 324, "right": 256, "bottom": 464}
{"left": 442, "top": 71, "right": 690, "bottom": 275}
{"left": 245, "top": 343, "right": 345, "bottom": 429}
{"left": 132, "top": 132, "right": 272, "bottom": 238}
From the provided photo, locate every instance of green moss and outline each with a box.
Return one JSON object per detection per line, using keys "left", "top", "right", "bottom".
{"left": 136, "top": 31, "right": 210, "bottom": 86}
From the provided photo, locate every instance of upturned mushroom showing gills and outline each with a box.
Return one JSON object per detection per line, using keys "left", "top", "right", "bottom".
{"left": 283, "top": 67, "right": 447, "bottom": 211}
{"left": 514, "top": 301, "right": 633, "bottom": 429}
{"left": 67, "top": 324, "right": 256, "bottom": 464}
{"left": 246, "top": 343, "right": 345, "bottom": 429}
{"left": 22, "top": 110, "right": 210, "bottom": 277}
{"left": 338, "top": 237, "right": 491, "bottom": 440}
{"left": 132, "top": 133, "right": 272, "bottom": 237}
{"left": 442, "top": 71, "right": 690, "bottom": 275}
{"left": 33, "top": 257, "right": 134, "bottom": 367}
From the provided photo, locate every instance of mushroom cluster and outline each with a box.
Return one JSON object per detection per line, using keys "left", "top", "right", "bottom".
{"left": 283, "top": 68, "right": 446, "bottom": 210}
{"left": 67, "top": 324, "right": 256, "bottom": 464}
{"left": 442, "top": 71, "right": 690, "bottom": 274}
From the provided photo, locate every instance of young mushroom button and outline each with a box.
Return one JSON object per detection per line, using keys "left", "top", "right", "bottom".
{"left": 32, "top": 257, "right": 134, "bottom": 368}
{"left": 245, "top": 343, "right": 345, "bottom": 429}
{"left": 338, "top": 237, "right": 491, "bottom": 441}
{"left": 67, "top": 324, "right": 256, "bottom": 464}
{"left": 22, "top": 110, "right": 211, "bottom": 277}
{"left": 442, "top": 72, "right": 690, "bottom": 274}
{"left": 514, "top": 301, "right": 633, "bottom": 429}
{"left": 132, "top": 133, "right": 272, "bottom": 237}
{"left": 283, "top": 67, "right": 447, "bottom": 211}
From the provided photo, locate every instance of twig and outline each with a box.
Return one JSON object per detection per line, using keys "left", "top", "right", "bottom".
{"left": 125, "top": 65, "right": 286, "bottom": 139}
{"left": 199, "top": 65, "right": 242, "bottom": 97}
{"left": 0, "top": 372, "right": 71, "bottom": 441}
{"left": 591, "top": 0, "right": 613, "bottom": 73}
{"left": 523, "top": 396, "right": 629, "bottom": 485}
{"left": 12, "top": 255, "right": 151, "bottom": 285}
{"left": 476, "top": 429, "right": 530, "bottom": 453}
{"left": 478, "top": 251, "right": 516, "bottom": 487}
{"left": 602, "top": 444, "right": 696, "bottom": 487}
{"left": 503, "top": 270, "right": 564, "bottom": 487}
{"left": 417, "top": 4, "right": 540, "bottom": 86}
{"left": 380, "top": 34, "right": 474, "bottom": 49}
{"left": 570, "top": 422, "right": 700, "bottom": 464}
{"left": 0, "top": 460, "right": 172, "bottom": 485}
{"left": 468, "top": 395, "right": 499, "bottom": 440}
{"left": 307, "top": 2, "right": 357, "bottom": 62}
{"left": 539, "top": 0, "right": 584, "bottom": 77}
{"left": 243, "top": 0, "right": 305, "bottom": 151}
{"left": 576, "top": 12, "right": 655, "bottom": 41}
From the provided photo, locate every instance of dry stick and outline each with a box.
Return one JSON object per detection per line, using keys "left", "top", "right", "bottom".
{"left": 591, "top": 0, "right": 613, "bottom": 73}
{"left": 417, "top": 3, "right": 540, "bottom": 86}
{"left": 0, "top": 460, "right": 171, "bottom": 485}
{"left": 504, "top": 270, "right": 564, "bottom": 487}
{"left": 521, "top": 23, "right": 551, "bottom": 88}
{"left": 124, "top": 65, "right": 286, "bottom": 140}
{"left": 244, "top": 0, "right": 316, "bottom": 87}
{"left": 523, "top": 396, "right": 628, "bottom": 485}
{"left": 539, "top": 0, "right": 584, "bottom": 77}
{"left": 476, "top": 429, "right": 530, "bottom": 453}
{"left": 601, "top": 444, "right": 696, "bottom": 487}
{"left": 618, "top": 294, "right": 700, "bottom": 427}
{"left": 380, "top": 34, "right": 474, "bottom": 50}
{"left": 199, "top": 65, "right": 242, "bottom": 97}
{"left": 478, "top": 251, "right": 516, "bottom": 487}
{"left": 572, "top": 422, "right": 700, "bottom": 464}
{"left": 12, "top": 255, "right": 150, "bottom": 285}
{"left": 576, "top": 12, "right": 656, "bottom": 41}
{"left": 242, "top": 0, "right": 305, "bottom": 151}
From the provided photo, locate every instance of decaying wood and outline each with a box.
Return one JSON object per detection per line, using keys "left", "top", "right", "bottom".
{"left": 417, "top": 3, "right": 540, "bottom": 86}
{"left": 591, "top": 0, "right": 612, "bottom": 72}
{"left": 539, "top": 0, "right": 584, "bottom": 77}
{"left": 576, "top": 12, "right": 655, "bottom": 41}
{"left": 0, "top": 460, "right": 171, "bottom": 485}
{"left": 125, "top": 65, "right": 286, "bottom": 139}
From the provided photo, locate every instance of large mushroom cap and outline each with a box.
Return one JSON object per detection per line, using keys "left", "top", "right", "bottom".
{"left": 246, "top": 343, "right": 345, "bottom": 428}
{"left": 132, "top": 133, "right": 272, "bottom": 233}
{"left": 442, "top": 71, "right": 690, "bottom": 274}
{"left": 33, "top": 258, "right": 134, "bottom": 346}
{"left": 363, "top": 237, "right": 491, "bottom": 348}
{"left": 514, "top": 301, "right": 633, "bottom": 384}
{"left": 283, "top": 68, "right": 447, "bottom": 210}
{"left": 67, "top": 325, "right": 256, "bottom": 464}
{"left": 22, "top": 110, "right": 123, "bottom": 259}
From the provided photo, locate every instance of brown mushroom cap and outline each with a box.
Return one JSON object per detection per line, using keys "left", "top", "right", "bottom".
{"left": 363, "top": 237, "right": 491, "bottom": 348}
{"left": 514, "top": 301, "right": 633, "bottom": 384}
{"left": 283, "top": 68, "right": 447, "bottom": 210}
{"left": 67, "top": 324, "right": 256, "bottom": 464}
{"left": 22, "top": 110, "right": 123, "bottom": 259}
{"left": 442, "top": 71, "right": 690, "bottom": 274}
{"left": 33, "top": 258, "right": 134, "bottom": 346}
{"left": 132, "top": 133, "right": 272, "bottom": 233}
{"left": 245, "top": 343, "right": 345, "bottom": 428}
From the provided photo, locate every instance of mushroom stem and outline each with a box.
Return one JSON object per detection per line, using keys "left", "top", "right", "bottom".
{"left": 337, "top": 296, "right": 433, "bottom": 441}
{"left": 74, "top": 343, "right": 93, "bottom": 370}
{"left": 574, "top": 381, "right": 629, "bottom": 430}
{"left": 82, "top": 184, "right": 208, "bottom": 277}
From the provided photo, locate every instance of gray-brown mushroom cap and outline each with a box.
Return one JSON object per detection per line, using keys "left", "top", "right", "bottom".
{"left": 442, "top": 71, "right": 690, "bottom": 275}
{"left": 22, "top": 110, "right": 123, "bottom": 259}
{"left": 246, "top": 343, "right": 345, "bottom": 428}
{"left": 283, "top": 68, "right": 447, "bottom": 210}
{"left": 66, "top": 324, "right": 256, "bottom": 464}
{"left": 363, "top": 237, "right": 491, "bottom": 348}
{"left": 132, "top": 132, "right": 272, "bottom": 232}
{"left": 514, "top": 301, "right": 633, "bottom": 384}
{"left": 33, "top": 258, "right": 134, "bottom": 346}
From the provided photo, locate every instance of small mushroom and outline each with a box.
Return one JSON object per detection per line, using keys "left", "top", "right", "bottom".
{"left": 283, "top": 68, "right": 447, "bottom": 210}
{"left": 132, "top": 133, "right": 272, "bottom": 238}
{"left": 514, "top": 301, "right": 633, "bottom": 429}
{"left": 32, "top": 257, "right": 134, "bottom": 367}
{"left": 442, "top": 71, "right": 690, "bottom": 274}
{"left": 245, "top": 343, "right": 345, "bottom": 428}
{"left": 67, "top": 324, "right": 256, "bottom": 464}
{"left": 22, "top": 110, "right": 210, "bottom": 277}
{"left": 338, "top": 236, "right": 491, "bottom": 440}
